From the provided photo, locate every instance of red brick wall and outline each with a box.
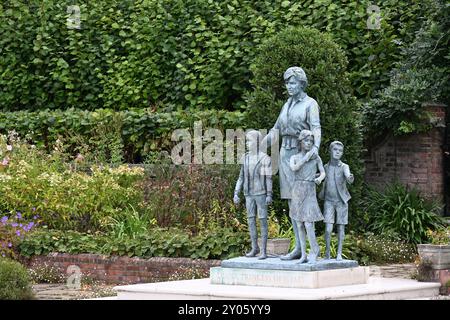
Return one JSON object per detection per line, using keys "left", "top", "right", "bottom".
{"left": 28, "top": 253, "right": 221, "bottom": 284}
{"left": 364, "top": 104, "right": 446, "bottom": 203}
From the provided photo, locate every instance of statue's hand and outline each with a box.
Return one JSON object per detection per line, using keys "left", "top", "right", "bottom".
{"left": 310, "top": 146, "right": 319, "bottom": 158}
{"left": 314, "top": 177, "right": 322, "bottom": 185}
{"left": 233, "top": 194, "right": 240, "bottom": 205}
{"left": 265, "top": 195, "right": 273, "bottom": 205}
{"left": 347, "top": 174, "right": 354, "bottom": 184}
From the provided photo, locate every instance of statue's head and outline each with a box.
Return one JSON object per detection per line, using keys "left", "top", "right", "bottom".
{"left": 246, "top": 130, "right": 262, "bottom": 153}
{"left": 298, "top": 130, "right": 314, "bottom": 151}
{"left": 284, "top": 67, "right": 308, "bottom": 96}
{"left": 329, "top": 141, "right": 344, "bottom": 160}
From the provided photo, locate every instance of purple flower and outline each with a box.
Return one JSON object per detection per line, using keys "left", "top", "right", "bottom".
{"left": 1, "top": 216, "right": 7, "bottom": 224}
{"left": 16, "top": 212, "right": 22, "bottom": 219}
{"left": 11, "top": 222, "right": 18, "bottom": 227}
{"left": 7, "top": 242, "right": 12, "bottom": 248}
{"left": 33, "top": 215, "right": 38, "bottom": 220}
{"left": 32, "top": 207, "right": 36, "bottom": 212}
{"left": 15, "top": 230, "right": 21, "bottom": 236}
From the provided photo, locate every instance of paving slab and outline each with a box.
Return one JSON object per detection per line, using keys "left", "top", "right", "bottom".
{"left": 114, "top": 277, "right": 441, "bottom": 300}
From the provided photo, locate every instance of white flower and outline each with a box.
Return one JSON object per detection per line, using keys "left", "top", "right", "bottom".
{"left": 6, "top": 145, "right": 12, "bottom": 151}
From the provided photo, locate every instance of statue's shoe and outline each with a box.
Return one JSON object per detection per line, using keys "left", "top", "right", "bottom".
{"left": 280, "top": 249, "right": 301, "bottom": 260}
{"left": 297, "top": 255, "right": 308, "bottom": 264}
{"left": 307, "top": 253, "right": 319, "bottom": 264}
{"left": 258, "top": 253, "right": 268, "bottom": 260}
{"left": 245, "top": 248, "right": 260, "bottom": 257}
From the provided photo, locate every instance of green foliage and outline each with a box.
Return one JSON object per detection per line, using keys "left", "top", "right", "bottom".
{"left": 0, "top": 135, "right": 146, "bottom": 232}
{"left": 0, "top": 257, "right": 34, "bottom": 300}
{"left": 0, "top": 0, "right": 427, "bottom": 111}
{"left": 143, "top": 164, "right": 246, "bottom": 234}
{"left": 362, "top": 0, "right": 449, "bottom": 137}
{"left": 246, "top": 26, "right": 364, "bottom": 226}
{"left": 0, "top": 108, "right": 246, "bottom": 162}
{"left": 18, "top": 227, "right": 249, "bottom": 260}
{"left": 362, "top": 183, "right": 445, "bottom": 244}
{"left": 426, "top": 227, "right": 450, "bottom": 245}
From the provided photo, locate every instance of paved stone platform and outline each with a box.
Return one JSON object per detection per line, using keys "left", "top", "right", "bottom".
{"left": 221, "top": 256, "right": 358, "bottom": 271}
{"left": 113, "top": 277, "right": 441, "bottom": 300}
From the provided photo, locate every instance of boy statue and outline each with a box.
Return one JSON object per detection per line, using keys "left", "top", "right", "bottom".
{"left": 234, "top": 130, "right": 273, "bottom": 260}
{"left": 319, "top": 141, "right": 354, "bottom": 260}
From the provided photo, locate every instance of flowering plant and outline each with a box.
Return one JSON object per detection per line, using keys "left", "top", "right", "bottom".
{"left": 0, "top": 211, "right": 40, "bottom": 259}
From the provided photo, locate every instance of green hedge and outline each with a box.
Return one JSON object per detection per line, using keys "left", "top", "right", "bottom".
{"left": 362, "top": 0, "right": 449, "bottom": 138}
{"left": 0, "top": 0, "right": 426, "bottom": 111}
{"left": 19, "top": 228, "right": 249, "bottom": 260}
{"left": 0, "top": 108, "right": 246, "bottom": 162}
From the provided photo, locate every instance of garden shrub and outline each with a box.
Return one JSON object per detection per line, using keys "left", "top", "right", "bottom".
{"left": 0, "top": 108, "right": 246, "bottom": 162}
{"left": 0, "top": 257, "right": 34, "bottom": 300}
{"left": 245, "top": 26, "right": 364, "bottom": 227}
{"left": 19, "top": 227, "right": 249, "bottom": 260}
{"left": 0, "top": 0, "right": 428, "bottom": 111}
{"left": 362, "top": 0, "right": 449, "bottom": 138}
{"left": 0, "top": 134, "right": 145, "bottom": 232}
{"left": 142, "top": 164, "right": 246, "bottom": 233}
{"left": 361, "top": 182, "right": 445, "bottom": 244}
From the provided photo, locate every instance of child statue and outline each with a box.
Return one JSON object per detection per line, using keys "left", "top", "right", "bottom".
{"left": 319, "top": 141, "right": 354, "bottom": 260}
{"left": 289, "top": 130, "right": 325, "bottom": 263}
{"left": 234, "top": 130, "right": 273, "bottom": 260}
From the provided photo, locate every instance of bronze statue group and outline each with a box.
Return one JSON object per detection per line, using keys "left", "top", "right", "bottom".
{"left": 234, "top": 67, "right": 354, "bottom": 264}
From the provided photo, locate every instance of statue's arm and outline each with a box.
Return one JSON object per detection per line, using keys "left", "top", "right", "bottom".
{"left": 308, "top": 101, "right": 321, "bottom": 150}
{"left": 315, "top": 157, "right": 326, "bottom": 184}
{"left": 261, "top": 128, "right": 279, "bottom": 151}
{"left": 234, "top": 164, "right": 244, "bottom": 196}
{"left": 344, "top": 164, "right": 354, "bottom": 184}
{"left": 265, "top": 157, "right": 273, "bottom": 197}
{"left": 290, "top": 154, "right": 302, "bottom": 171}
{"left": 261, "top": 106, "right": 283, "bottom": 149}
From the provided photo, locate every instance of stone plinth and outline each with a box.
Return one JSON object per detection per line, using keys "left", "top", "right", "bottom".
{"left": 210, "top": 266, "right": 369, "bottom": 289}
{"left": 221, "top": 256, "right": 358, "bottom": 271}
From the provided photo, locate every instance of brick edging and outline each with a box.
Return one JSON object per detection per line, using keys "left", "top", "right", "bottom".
{"left": 28, "top": 253, "right": 221, "bottom": 284}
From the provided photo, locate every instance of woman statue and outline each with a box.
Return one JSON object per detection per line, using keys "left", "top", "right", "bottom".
{"left": 261, "top": 66, "right": 321, "bottom": 260}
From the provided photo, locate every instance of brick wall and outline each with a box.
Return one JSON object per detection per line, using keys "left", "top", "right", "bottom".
{"left": 364, "top": 104, "right": 447, "bottom": 203}
{"left": 28, "top": 253, "right": 221, "bottom": 284}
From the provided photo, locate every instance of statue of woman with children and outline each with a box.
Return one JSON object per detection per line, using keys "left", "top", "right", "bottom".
{"left": 261, "top": 66, "right": 323, "bottom": 263}
{"left": 235, "top": 66, "right": 354, "bottom": 264}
